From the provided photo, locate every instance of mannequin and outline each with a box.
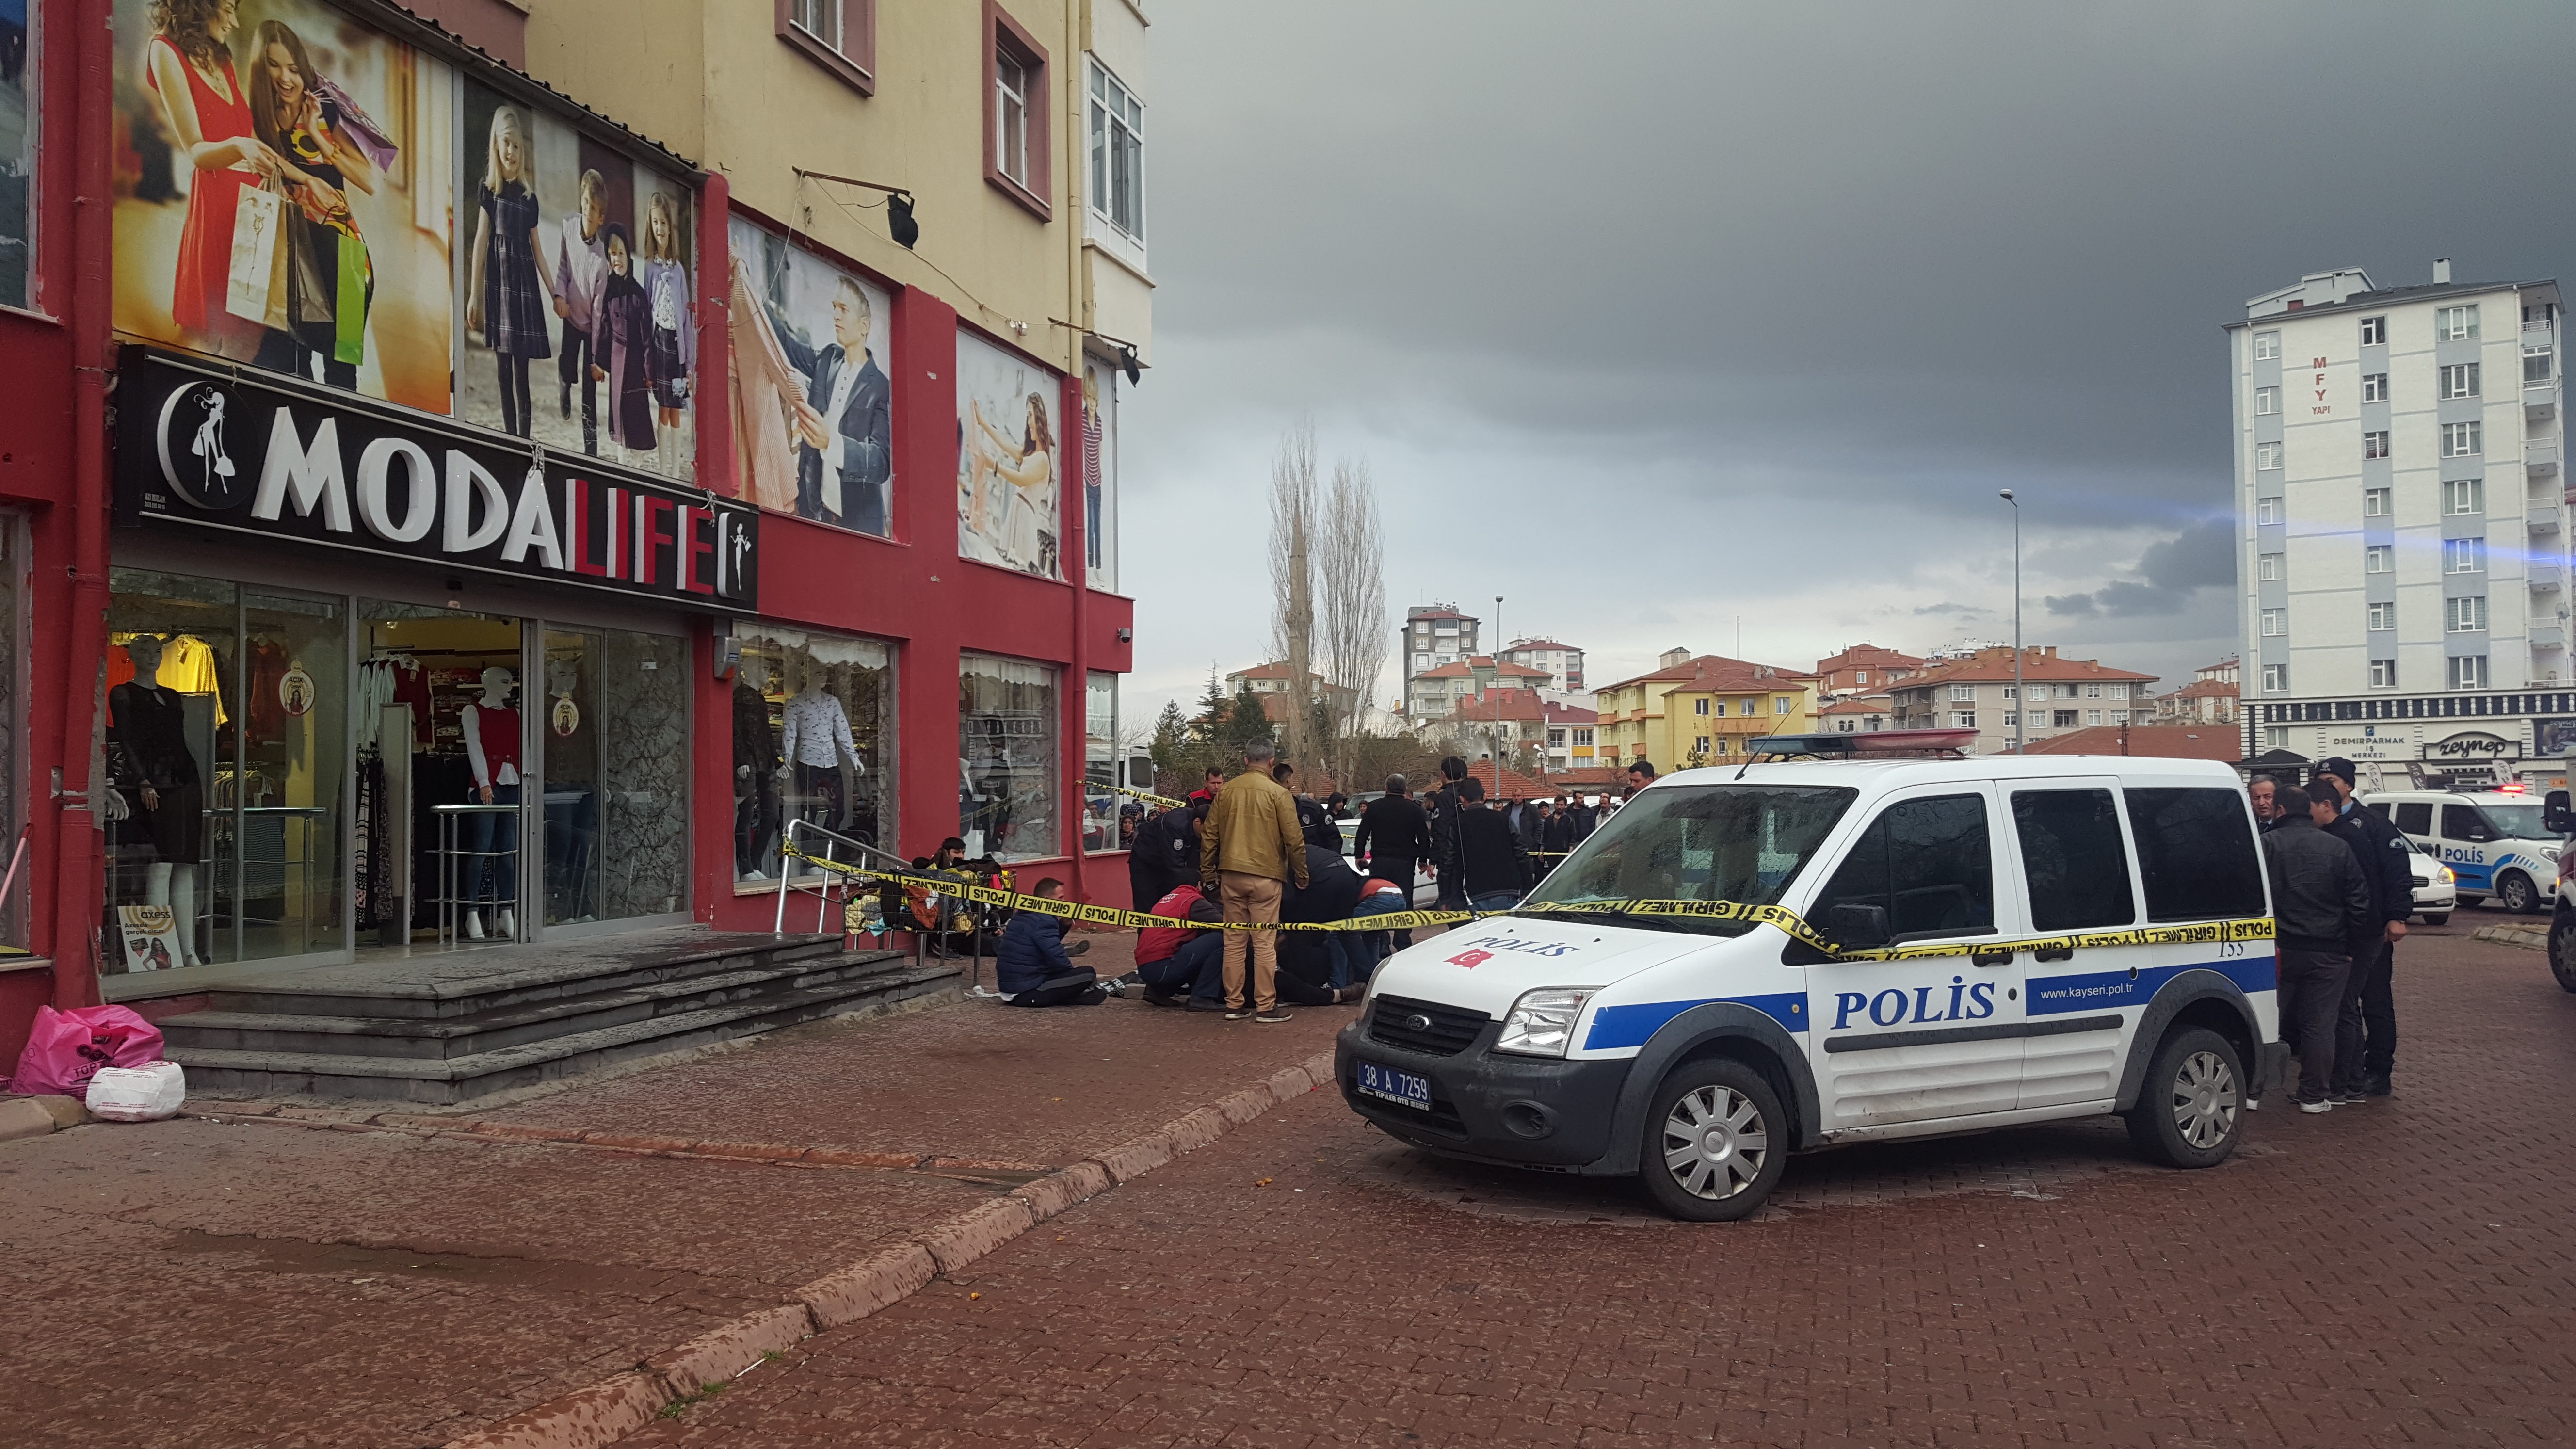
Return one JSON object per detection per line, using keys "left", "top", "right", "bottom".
{"left": 459, "top": 666, "right": 521, "bottom": 941}
{"left": 108, "top": 635, "right": 207, "bottom": 967}
{"left": 733, "top": 654, "right": 780, "bottom": 878}
{"left": 777, "top": 659, "right": 861, "bottom": 850}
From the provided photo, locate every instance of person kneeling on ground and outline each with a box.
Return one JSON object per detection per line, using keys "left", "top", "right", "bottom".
{"left": 996, "top": 879, "right": 1115, "bottom": 1007}
{"left": 1136, "top": 881, "right": 1228, "bottom": 1011}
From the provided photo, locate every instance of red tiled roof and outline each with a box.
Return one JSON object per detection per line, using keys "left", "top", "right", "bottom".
{"left": 1819, "top": 695, "right": 1892, "bottom": 715}
{"left": 1814, "top": 644, "right": 1925, "bottom": 673}
{"left": 1597, "top": 653, "right": 1819, "bottom": 694}
{"left": 2164, "top": 679, "right": 2238, "bottom": 698}
{"left": 2024, "top": 725, "right": 2241, "bottom": 762}
{"left": 1894, "top": 648, "right": 2155, "bottom": 688}
{"left": 1416, "top": 657, "right": 1552, "bottom": 681}
{"left": 1506, "top": 640, "right": 1578, "bottom": 653}
{"left": 1541, "top": 700, "right": 1597, "bottom": 725}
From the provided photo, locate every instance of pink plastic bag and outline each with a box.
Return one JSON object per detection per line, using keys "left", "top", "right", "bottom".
{"left": 7, "top": 1005, "right": 165, "bottom": 1097}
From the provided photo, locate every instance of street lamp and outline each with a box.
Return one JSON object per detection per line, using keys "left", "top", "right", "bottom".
{"left": 1493, "top": 595, "right": 1505, "bottom": 798}
{"left": 2000, "top": 489, "right": 2023, "bottom": 754}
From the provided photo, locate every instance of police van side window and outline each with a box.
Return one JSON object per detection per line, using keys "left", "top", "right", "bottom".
{"left": 2393, "top": 802, "right": 2434, "bottom": 835}
{"left": 2011, "top": 789, "right": 2138, "bottom": 931}
{"left": 1809, "top": 794, "right": 1996, "bottom": 940}
{"left": 2441, "top": 804, "right": 2490, "bottom": 841}
{"left": 2124, "top": 788, "right": 2266, "bottom": 922}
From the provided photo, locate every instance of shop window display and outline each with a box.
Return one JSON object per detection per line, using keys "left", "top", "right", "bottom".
{"left": 1084, "top": 671, "right": 1117, "bottom": 852}
{"left": 960, "top": 654, "right": 1057, "bottom": 863}
{"left": 733, "top": 626, "right": 893, "bottom": 881}
{"left": 360, "top": 602, "right": 523, "bottom": 942}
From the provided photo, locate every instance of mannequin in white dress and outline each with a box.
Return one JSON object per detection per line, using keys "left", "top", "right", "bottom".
{"left": 460, "top": 666, "right": 522, "bottom": 941}
{"left": 776, "top": 658, "right": 861, "bottom": 846}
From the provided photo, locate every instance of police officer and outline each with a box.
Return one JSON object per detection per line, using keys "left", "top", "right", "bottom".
{"left": 1127, "top": 795, "right": 1209, "bottom": 911}
{"left": 2312, "top": 757, "right": 2412, "bottom": 1100}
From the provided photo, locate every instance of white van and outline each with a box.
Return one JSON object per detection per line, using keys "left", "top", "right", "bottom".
{"left": 1336, "top": 742, "right": 2284, "bottom": 1221}
{"left": 2361, "top": 789, "right": 2562, "bottom": 913}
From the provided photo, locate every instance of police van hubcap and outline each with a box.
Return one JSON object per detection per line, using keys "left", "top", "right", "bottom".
{"left": 2171, "top": 1050, "right": 2239, "bottom": 1150}
{"left": 1662, "top": 1086, "right": 1769, "bottom": 1200}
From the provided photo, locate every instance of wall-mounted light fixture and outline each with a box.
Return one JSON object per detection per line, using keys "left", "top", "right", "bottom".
{"left": 794, "top": 169, "right": 918, "bottom": 250}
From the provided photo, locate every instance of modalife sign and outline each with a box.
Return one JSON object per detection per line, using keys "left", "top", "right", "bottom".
{"left": 116, "top": 350, "right": 759, "bottom": 611}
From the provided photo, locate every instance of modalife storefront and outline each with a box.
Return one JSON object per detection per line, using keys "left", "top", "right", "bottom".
{"left": 100, "top": 350, "right": 758, "bottom": 997}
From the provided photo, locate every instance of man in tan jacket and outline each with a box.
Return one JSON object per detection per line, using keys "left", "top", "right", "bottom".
{"left": 1199, "top": 739, "right": 1310, "bottom": 1022}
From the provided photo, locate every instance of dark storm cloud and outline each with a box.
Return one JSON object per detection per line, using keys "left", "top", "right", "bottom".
{"left": 2045, "top": 518, "right": 2237, "bottom": 618}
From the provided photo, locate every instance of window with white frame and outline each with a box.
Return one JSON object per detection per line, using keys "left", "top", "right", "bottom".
{"left": 1088, "top": 60, "right": 1145, "bottom": 242}
{"left": 2368, "top": 602, "right": 2396, "bottom": 630}
{"left": 2447, "top": 596, "right": 2488, "bottom": 632}
{"left": 2254, "top": 331, "right": 2280, "bottom": 360}
{"left": 2449, "top": 655, "right": 2488, "bottom": 690}
{"left": 1693, "top": 736, "right": 1711, "bottom": 754}
{"left": 1775, "top": 695, "right": 1793, "bottom": 715}
{"left": 1573, "top": 728, "right": 1593, "bottom": 747}
{"left": 2527, "top": 347, "right": 2554, "bottom": 386}
{"left": 2363, "top": 372, "right": 2388, "bottom": 402}
{"left": 2370, "top": 659, "right": 2398, "bottom": 689}
{"left": 1952, "top": 712, "right": 1976, "bottom": 728}
{"left": 2084, "top": 683, "right": 2102, "bottom": 698}
{"left": 2111, "top": 710, "right": 2128, "bottom": 724}
{"left": 792, "top": 0, "right": 842, "bottom": 49}
{"left": 2002, "top": 711, "right": 2019, "bottom": 727}
{"left": 2442, "top": 421, "right": 2482, "bottom": 456}
{"left": 2441, "top": 362, "right": 2481, "bottom": 398}
{"left": 2087, "top": 710, "right": 2102, "bottom": 725}
{"left": 2109, "top": 683, "right": 2127, "bottom": 699}
{"left": 1693, "top": 696, "right": 1710, "bottom": 715}
{"left": 2255, "top": 386, "right": 2279, "bottom": 415}
{"left": 1949, "top": 684, "right": 1975, "bottom": 703}
{"left": 2259, "top": 552, "right": 2283, "bottom": 581}
{"left": 2257, "top": 497, "right": 2282, "bottom": 525}
{"left": 2001, "top": 686, "right": 2017, "bottom": 700}
{"left": 2256, "top": 441, "right": 2284, "bottom": 470}
{"left": 2262, "top": 663, "right": 2289, "bottom": 692}
{"left": 2365, "top": 430, "right": 2391, "bottom": 460}
{"left": 2444, "top": 478, "right": 2485, "bottom": 515}
{"left": 2365, "top": 486, "right": 2390, "bottom": 517}
{"left": 2367, "top": 544, "right": 2393, "bottom": 573}
{"left": 995, "top": 50, "right": 1032, "bottom": 188}
{"left": 2438, "top": 305, "right": 2480, "bottom": 341}
{"left": 2052, "top": 709, "right": 2079, "bottom": 727}
{"left": 2361, "top": 316, "right": 2386, "bottom": 345}
{"left": 2444, "top": 537, "right": 2486, "bottom": 573}
{"left": 2260, "top": 609, "right": 2286, "bottom": 636}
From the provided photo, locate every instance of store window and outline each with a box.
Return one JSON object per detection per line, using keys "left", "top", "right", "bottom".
{"left": 0, "top": 515, "right": 20, "bottom": 948}
{"left": 960, "top": 654, "right": 1058, "bottom": 862}
{"left": 358, "top": 601, "right": 522, "bottom": 943}
{"left": 539, "top": 626, "right": 690, "bottom": 924}
{"left": 732, "top": 625, "right": 895, "bottom": 882}
{"left": 1085, "top": 670, "right": 1118, "bottom": 852}
{"left": 0, "top": 0, "right": 29, "bottom": 309}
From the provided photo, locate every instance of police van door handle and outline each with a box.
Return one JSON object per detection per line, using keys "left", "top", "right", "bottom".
{"left": 1970, "top": 948, "right": 2015, "bottom": 967}
{"left": 2034, "top": 947, "right": 2076, "bottom": 963}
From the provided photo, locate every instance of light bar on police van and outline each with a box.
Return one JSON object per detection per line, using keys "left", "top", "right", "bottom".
{"left": 1746, "top": 728, "right": 1981, "bottom": 760}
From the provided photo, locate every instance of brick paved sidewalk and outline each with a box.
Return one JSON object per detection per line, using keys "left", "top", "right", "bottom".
{"left": 0, "top": 957, "right": 1366, "bottom": 1449}
{"left": 622, "top": 923, "right": 2576, "bottom": 1449}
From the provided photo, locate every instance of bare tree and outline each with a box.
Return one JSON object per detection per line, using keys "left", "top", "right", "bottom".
{"left": 1319, "top": 458, "right": 1388, "bottom": 782}
{"left": 1267, "top": 423, "right": 1320, "bottom": 777}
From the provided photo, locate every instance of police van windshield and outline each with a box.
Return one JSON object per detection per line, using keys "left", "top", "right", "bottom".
{"left": 1521, "top": 784, "right": 1857, "bottom": 934}
{"left": 2477, "top": 803, "right": 2556, "bottom": 840}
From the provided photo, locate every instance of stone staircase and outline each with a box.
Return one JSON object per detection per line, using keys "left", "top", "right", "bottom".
{"left": 157, "top": 927, "right": 957, "bottom": 1105}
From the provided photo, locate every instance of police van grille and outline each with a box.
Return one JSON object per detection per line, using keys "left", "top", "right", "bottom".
{"left": 1368, "top": 996, "right": 1491, "bottom": 1056}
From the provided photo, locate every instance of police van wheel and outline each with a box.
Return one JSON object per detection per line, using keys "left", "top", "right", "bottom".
{"left": 2124, "top": 1027, "right": 2245, "bottom": 1170}
{"left": 2498, "top": 871, "right": 2540, "bottom": 915}
{"left": 1638, "top": 1057, "right": 1788, "bottom": 1223}
{"left": 2548, "top": 917, "right": 2576, "bottom": 993}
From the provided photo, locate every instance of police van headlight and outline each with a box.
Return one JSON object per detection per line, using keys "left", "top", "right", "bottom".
{"left": 1494, "top": 988, "right": 1596, "bottom": 1058}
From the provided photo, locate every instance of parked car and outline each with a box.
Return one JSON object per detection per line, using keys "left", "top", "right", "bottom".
{"left": 1338, "top": 819, "right": 1438, "bottom": 907}
{"left": 2407, "top": 839, "right": 2455, "bottom": 925}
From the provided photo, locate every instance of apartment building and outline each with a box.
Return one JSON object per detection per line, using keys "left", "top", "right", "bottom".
{"left": 1884, "top": 647, "right": 2156, "bottom": 755}
{"left": 1499, "top": 638, "right": 1586, "bottom": 692}
{"left": 1400, "top": 604, "right": 1481, "bottom": 715}
{"left": 1408, "top": 656, "right": 1552, "bottom": 721}
{"left": 1813, "top": 644, "right": 1925, "bottom": 698}
{"left": 1593, "top": 651, "right": 1820, "bottom": 767}
{"left": 2230, "top": 265, "right": 2570, "bottom": 781}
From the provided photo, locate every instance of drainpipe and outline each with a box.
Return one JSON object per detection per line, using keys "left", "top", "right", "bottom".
{"left": 53, "top": 0, "right": 116, "bottom": 996}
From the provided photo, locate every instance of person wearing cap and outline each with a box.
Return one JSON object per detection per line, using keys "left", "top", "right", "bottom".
{"left": 2311, "top": 756, "right": 2413, "bottom": 1101}
{"left": 1127, "top": 795, "right": 1208, "bottom": 912}
{"left": 2264, "top": 785, "right": 2374, "bottom": 1111}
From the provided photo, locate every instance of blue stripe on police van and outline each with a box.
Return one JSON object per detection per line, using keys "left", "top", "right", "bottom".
{"left": 2026, "top": 955, "right": 2276, "bottom": 1016}
{"left": 1582, "top": 992, "right": 1809, "bottom": 1051}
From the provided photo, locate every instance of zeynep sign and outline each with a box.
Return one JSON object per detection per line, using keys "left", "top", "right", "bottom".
{"left": 117, "top": 351, "right": 758, "bottom": 610}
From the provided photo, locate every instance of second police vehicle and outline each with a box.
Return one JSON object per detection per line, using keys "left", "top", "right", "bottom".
{"left": 1336, "top": 735, "right": 2286, "bottom": 1221}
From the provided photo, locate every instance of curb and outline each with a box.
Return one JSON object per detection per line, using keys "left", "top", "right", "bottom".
{"left": 440, "top": 1046, "right": 1338, "bottom": 1449}
{"left": 2472, "top": 923, "right": 2550, "bottom": 951}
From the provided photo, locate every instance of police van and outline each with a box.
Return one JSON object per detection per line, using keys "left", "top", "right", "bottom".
{"left": 1336, "top": 737, "right": 2285, "bottom": 1221}
{"left": 2359, "top": 788, "right": 2562, "bottom": 914}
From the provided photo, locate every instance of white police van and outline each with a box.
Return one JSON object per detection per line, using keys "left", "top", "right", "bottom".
{"left": 1336, "top": 737, "right": 2285, "bottom": 1221}
{"left": 2360, "top": 789, "right": 2562, "bottom": 914}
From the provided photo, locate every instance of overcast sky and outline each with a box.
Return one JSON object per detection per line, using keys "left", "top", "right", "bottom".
{"left": 1114, "top": 0, "right": 2576, "bottom": 732}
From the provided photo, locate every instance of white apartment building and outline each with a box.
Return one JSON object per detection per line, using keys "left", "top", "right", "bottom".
{"left": 1884, "top": 647, "right": 2156, "bottom": 755}
{"left": 1401, "top": 604, "right": 1481, "bottom": 716}
{"left": 1499, "top": 638, "right": 1586, "bottom": 692}
{"left": 2231, "top": 265, "right": 2572, "bottom": 782}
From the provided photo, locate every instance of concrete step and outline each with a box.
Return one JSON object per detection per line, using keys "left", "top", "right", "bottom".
{"left": 160, "top": 951, "right": 918, "bottom": 1062}
{"left": 200, "top": 929, "right": 848, "bottom": 1020}
{"left": 168, "top": 961, "right": 963, "bottom": 1105}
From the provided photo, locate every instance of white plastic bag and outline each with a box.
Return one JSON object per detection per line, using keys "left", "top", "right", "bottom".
{"left": 85, "top": 1061, "right": 187, "bottom": 1123}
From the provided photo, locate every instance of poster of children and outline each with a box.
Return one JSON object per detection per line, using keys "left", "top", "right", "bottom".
{"left": 456, "top": 80, "right": 697, "bottom": 479}
{"left": 112, "top": 0, "right": 453, "bottom": 413}
{"left": 956, "top": 330, "right": 1060, "bottom": 579}
{"left": 724, "top": 217, "right": 895, "bottom": 536}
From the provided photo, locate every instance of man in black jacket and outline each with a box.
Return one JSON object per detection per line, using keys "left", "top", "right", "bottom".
{"left": 2312, "top": 757, "right": 2414, "bottom": 1100}
{"left": 1424, "top": 756, "right": 1473, "bottom": 911}
{"left": 1454, "top": 776, "right": 1535, "bottom": 909}
{"left": 1127, "top": 798, "right": 1207, "bottom": 911}
{"left": 1353, "top": 775, "right": 1432, "bottom": 946}
{"left": 2263, "top": 785, "right": 2374, "bottom": 1112}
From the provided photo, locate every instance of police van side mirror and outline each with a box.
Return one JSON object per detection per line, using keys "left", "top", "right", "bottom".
{"left": 1825, "top": 903, "right": 1890, "bottom": 950}
{"left": 2548, "top": 790, "right": 2576, "bottom": 836}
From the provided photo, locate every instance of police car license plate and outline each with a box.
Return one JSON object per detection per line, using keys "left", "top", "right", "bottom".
{"left": 1355, "top": 1061, "right": 1433, "bottom": 1111}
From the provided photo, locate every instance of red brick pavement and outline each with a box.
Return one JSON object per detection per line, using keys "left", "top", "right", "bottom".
{"left": 621, "top": 922, "right": 2576, "bottom": 1449}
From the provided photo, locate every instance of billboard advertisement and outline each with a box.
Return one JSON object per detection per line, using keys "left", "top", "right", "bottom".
{"left": 957, "top": 329, "right": 1058, "bottom": 579}
{"left": 724, "top": 217, "right": 894, "bottom": 536}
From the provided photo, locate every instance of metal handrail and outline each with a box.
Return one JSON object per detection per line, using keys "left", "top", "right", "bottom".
{"left": 772, "top": 817, "right": 905, "bottom": 936}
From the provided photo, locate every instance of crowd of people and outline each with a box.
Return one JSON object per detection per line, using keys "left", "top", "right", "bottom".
{"left": 2253, "top": 757, "right": 2412, "bottom": 1113}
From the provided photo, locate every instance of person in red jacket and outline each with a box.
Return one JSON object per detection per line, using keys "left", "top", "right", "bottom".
{"left": 1135, "top": 881, "right": 1226, "bottom": 1011}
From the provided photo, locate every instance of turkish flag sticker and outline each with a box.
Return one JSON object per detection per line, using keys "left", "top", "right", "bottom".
{"left": 1446, "top": 949, "right": 1493, "bottom": 969}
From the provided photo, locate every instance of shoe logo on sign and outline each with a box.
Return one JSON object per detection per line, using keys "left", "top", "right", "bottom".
{"left": 1447, "top": 949, "right": 1493, "bottom": 968}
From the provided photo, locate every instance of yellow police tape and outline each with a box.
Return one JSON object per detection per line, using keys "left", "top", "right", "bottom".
{"left": 1102, "top": 782, "right": 1187, "bottom": 811}
{"left": 785, "top": 847, "right": 2276, "bottom": 960}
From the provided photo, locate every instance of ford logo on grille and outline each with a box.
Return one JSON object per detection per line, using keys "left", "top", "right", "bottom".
{"left": 1404, "top": 1013, "right": 1433, "bottom": 1032}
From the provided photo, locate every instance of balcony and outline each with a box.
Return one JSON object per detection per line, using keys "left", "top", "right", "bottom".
{"left": 2528, "top": 439, "right": 2560, "bottom": 478}
{"left": 2531, "top": 500, "right": 2563, "bottom": 534}
{"left": 2533, "top": 624, "right": 2568, "bottom": 652}
{"left": 2533, "top": 560, "right": 2567, "bottom": 592}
